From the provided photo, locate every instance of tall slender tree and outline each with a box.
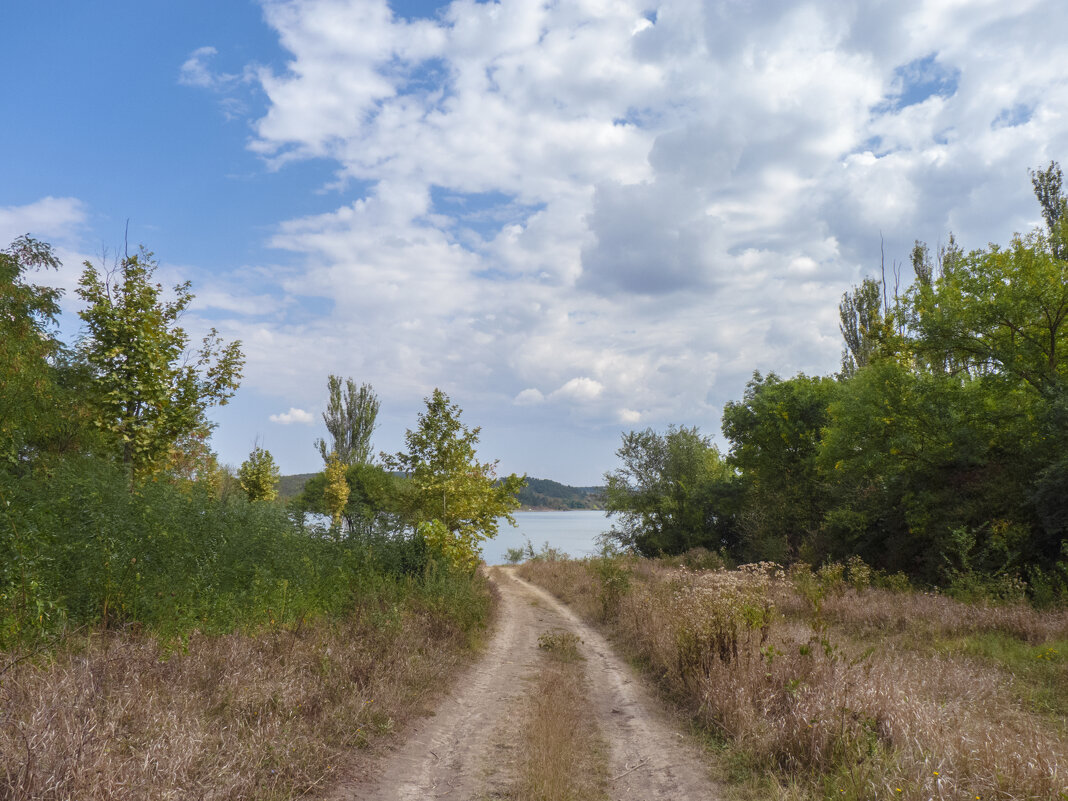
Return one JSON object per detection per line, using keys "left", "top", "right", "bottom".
{"left": 315, "top": 376, "right": 379, "bottom": 466}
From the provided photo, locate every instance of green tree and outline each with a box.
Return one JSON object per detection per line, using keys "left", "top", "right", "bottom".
{"left": 238, "top": 445, "right": 280, "bottom": 502}
{"left": 76, "top": 247, "right": 244, "bottom": 478}
{"left": 838, "top": 277, "right": 887, "bottom": 377}
{"left": 603, "top": 426, "right": 737, "bottom": 556}
{"left": 315, "top": 376, "right": 379, "bottom": 466}
{"left": 387, "top": 389, "right": 524, "bottom": 568}
{"left": 292, "top": 461, "right": 404, "bottom": 537}
{"left": 722, "top": 372, "right": 838, "bottom": 561}
{"left": 0, "top": 237, "right": 92, "bottom": 469}
{"left": 907, "top": 231, "right": 1068, "bottom": 397}
{"left": 818, "top": 360, "right": 1039, "bottom": 578}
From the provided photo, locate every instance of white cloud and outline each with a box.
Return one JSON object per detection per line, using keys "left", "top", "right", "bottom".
{"left": 195, "top": 0, "right": 1068, "bottom": 477}
{"left": 0, "top": 196, "right": 86, "bottom": 246}
{"left": 550, "top": 377, "right": 604, "bottom": 403}
{"left": 179, "top": 46, "right": 243, "bottom": 91}
{"left": 269, "top": 407, "right": 315, "bottom": 425}
{"left": 513, "top": 388, "right": 545, "bottom": 406}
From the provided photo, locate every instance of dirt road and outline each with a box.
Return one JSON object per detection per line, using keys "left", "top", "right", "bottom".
{"left": 327, "top": 567, "right": 720, "bottom": 800}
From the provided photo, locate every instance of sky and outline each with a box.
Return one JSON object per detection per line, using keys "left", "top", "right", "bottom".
{"left": 3, "top": 0, "right": 1068, "bottom": 486}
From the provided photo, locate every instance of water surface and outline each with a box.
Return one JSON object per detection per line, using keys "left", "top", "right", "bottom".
{"left": 482, "top": 510, "right": 612, "bottom": 565}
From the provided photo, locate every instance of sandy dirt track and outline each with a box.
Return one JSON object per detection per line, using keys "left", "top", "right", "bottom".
{"left": 325, "top": 567, "right": 720, "bottom": 801}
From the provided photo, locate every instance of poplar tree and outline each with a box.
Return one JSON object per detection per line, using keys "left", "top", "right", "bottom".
{"left": 315, "top": 376, "right": 379, "bottom": 466}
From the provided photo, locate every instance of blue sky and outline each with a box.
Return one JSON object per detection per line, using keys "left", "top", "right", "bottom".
{"left": 4, "top": 0, "right": 1068, "bottom": 485}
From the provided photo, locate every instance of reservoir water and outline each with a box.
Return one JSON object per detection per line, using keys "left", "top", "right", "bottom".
{"left": 481, "top": 510, "right": 613, "bottom": 565}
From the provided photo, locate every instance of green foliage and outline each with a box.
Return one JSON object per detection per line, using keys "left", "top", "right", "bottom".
{"left": 291, "top": 461, "right": 405, "bottom": 539}
{"left": 238, "top": 445, "right": 280, "bottom": 502}
{"left": 908, "top": 228, "right": 1068, "bottom": 397}
{"left": 838, "top": 277, "right": 889, "bottom": 377}
{"left": 0, "top": 239, "right": 494, "bottom": 654}
{"left": 76, "top": 248, "right": 244, "bottom": 478}
{"left": 603, "top": 425, "right": 737, "bottom": 557}
{"left": 387, "top": 389, "right": 524, "bottom": 568}
{"left": 0, "top": 237, "right": 89, "bottom": 469}
{"left": 722, "top": 372, "right": 838, "bottom": 561}
{"left": 315, "top": 376, "right": 379, "bottom": 466}
{"left": 0, "top": 454, "right": 483, "bottom": 647}
{"left": 627, "top": 165, "right": 1068, "bottom": 602}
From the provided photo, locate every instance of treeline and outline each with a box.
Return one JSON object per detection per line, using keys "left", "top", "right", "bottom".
{"left": 516, "top": 478, "right": 603, "bottom": 510}
{"left": 604, "top": 163, "right": 1068, "bottom": 604}
{"left": 0, "top": 241, "right": 521, "bottom": 646}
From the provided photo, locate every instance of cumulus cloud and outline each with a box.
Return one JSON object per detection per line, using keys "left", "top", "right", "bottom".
{"left": 269, "top": 407, "right": 315, "bottom": 425}
{"left": 549, "top": 377, "right": 604, "bottom": 403}
{"left": 195, "top": 0, "right": 1068, "bottom": 465}
{"left": 513, "top": 388, "right": 545, "bottom": 406}
{"left": 0, "top": 196, "right": 87, "bottom": 245}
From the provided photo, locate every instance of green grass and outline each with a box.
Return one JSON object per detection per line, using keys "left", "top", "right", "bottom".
{"left": 937, "top": 633, "right": 1068, "bottom": 717}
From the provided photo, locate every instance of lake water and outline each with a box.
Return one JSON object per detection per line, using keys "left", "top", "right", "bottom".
{"left": 481, "top": 510, "right": 613, "bottom": 565}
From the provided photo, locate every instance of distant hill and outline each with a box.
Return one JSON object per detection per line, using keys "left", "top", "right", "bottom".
{"left": 516, "top": 477, "right": 604, "bottom": 510}
{"left": 277, "top": 472, "right": 604, "bottom": 510}
{"left": 277, "top": 472, "right": 317, "bottom": 499}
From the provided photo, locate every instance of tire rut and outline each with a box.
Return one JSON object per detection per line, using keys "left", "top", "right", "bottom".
{"left": 325, "top": 567, "right": 720, "bottom": 801}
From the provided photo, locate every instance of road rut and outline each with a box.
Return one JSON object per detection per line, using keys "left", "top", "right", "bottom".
{"left": 326, "top": 567, "right": 720, "bottom": 800}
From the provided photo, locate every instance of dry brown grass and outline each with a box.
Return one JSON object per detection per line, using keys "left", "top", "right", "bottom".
{"left": 511, "top": 628, "right": 607, "bottom": 801}
{"left": 814, "top": 585, "right": 1068, "bottom": 644}
{"left": 0, "top": 592, "right": 491, "bottom": 800}
{"left": 520, "top": 558, "right": 1068, "bottom": 801}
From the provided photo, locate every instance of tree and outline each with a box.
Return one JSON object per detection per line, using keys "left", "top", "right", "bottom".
{"left": 292, "top": 461, "right": 404, "bottom": 537}
{"left": 387, "top": 389, "right": 524, "bottom": 568}
{"left": 603, "top": 426, "right": 737, "bottom": 556}
{"left": 1030, "top": 160, "right": 1066, "bottom": 247}
{"left": 1, "top": 237, "right": 64, "bottom": 469}
{"left": 907, "top": 230, "right": 1068, "bottom": 397}
{"left": 722, "top": 372, "right": 838, "bottom": 561}
{"left": 315, "top": 376, "right": 379, "bottom": 466}
{"left": 838, "top": 277, "right": 886, "bottom": 377}
{"left": 238, "top": 445, "right": 280, "bottom": 502}
{"left": 76, "top": 247, "right": 244, "bottom": 478}
{"left": 323, "top": 452, "right": 350, "bottom": 531}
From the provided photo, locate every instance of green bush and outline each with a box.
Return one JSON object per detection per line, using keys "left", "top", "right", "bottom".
{"left": 0, "top": 457, "right": 471, "bottom": 647}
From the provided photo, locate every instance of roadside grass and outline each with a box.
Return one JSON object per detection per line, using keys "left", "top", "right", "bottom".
{"left": 510, "top": 626, "right": 608, "bottom": 801}
{"left": 0, "top": 570, "right": 494, "bottom": 800}
{"left": 518, "top": 557, "right": 1068, "bottom": 801}
{"left": 935, "top": 633, "right": 1068, "bottom": 719}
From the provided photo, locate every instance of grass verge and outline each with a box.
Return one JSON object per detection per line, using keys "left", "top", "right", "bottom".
{"left": 0, "top": 570, "right": 494, "bottom": 800}
{"left": 518, "top": 557, "right": 1068, "bottom": 801}
{"left": 510, "top": 627, "right": 608, "bottom": 801}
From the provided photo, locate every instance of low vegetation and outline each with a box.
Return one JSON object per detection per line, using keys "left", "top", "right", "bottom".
{"left": 511, "top": 627, "right": 608, "bottom": 801}
{"left": 1, "top": 571, "right": 491, "bottom": 799}
{"left": 0, "top": 239, "right": 516, "bottom": 798}
{"left": 519, "top": 553, "right": 1068, "bottom": 801}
